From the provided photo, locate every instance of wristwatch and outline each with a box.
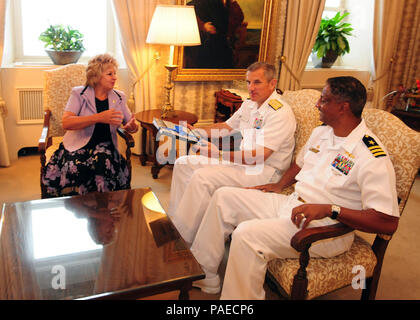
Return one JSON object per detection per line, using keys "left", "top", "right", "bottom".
{"left": 331, "top": 205, "right": 341, "bottom": 220}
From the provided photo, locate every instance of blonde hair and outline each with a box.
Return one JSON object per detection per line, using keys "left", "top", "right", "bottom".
{"left": 85, "top": 53, "right": 119, "bottom": 87}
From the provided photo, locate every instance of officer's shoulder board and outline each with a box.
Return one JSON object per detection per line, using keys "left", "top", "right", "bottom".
{"left": 362, "top": 135, "right": 387, "bottom": 158}
{"left": 268, "top": 99, "right": 283, "bottom": 111}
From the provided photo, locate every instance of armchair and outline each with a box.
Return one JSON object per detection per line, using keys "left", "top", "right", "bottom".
{"left": 278, "top": 89, "right": 322, "bottom": 194}
{"left": 38, "top": 64, "right": 134, "bottom": 199}
{"left": 266, "top": 107, "right": 420, "bottom": 300}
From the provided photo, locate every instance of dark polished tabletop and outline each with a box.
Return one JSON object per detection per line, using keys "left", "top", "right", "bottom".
{"left": 135, "top": 109, "right": 198, "bottom": 126}
{"left": 0, "top": 188, "right": 204, "bottom": 300}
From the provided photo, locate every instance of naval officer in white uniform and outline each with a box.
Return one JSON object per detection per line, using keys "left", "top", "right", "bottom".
{"left": 190, "top": 76, "right": 400, "bottom": 297}
{"left": 167, "top": 62, "right": 297, "bottom": 244}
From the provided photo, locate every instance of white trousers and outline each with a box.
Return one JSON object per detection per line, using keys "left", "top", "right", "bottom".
{"left": 167, "top": 155, "right": 279, "bottom": 243}
{"left": 190, "top": 187, "right": 354, "bottom": 300}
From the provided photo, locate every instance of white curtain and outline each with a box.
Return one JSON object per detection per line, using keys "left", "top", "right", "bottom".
{"left": 277, "top": 0, "right": 326, "bottom": 92}
{"left": 0, "top": 0, "right": 10, "bottom": 166}
{"left": 372, "top": 0, "right": 405, "bottom": 109}
{"left": 111, "top": 0, "right": 160, "bottom": 113}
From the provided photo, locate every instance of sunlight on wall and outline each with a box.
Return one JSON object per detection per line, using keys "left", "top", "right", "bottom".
{"left": 340, "top": 0, "right": 374, "bottom": 71}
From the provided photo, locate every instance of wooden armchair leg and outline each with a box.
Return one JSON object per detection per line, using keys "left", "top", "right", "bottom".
{"left": 117, "top": 127, "right": 134, "bottom": 188}
{"left": 125, "top": 145, "right": 132, "bottom": 188}
{"left": 39, "top": 111, "right": 51, "bottom": 199}
{"left": 361, "top": 236, "right": 390, "bottom": 300}
{"left": 40, "top": 150, "right": 47, "bottom": 199}
{"left": 290, "top": 246, "right": 310, "bottom": 300}
{"left": 361, "top": 277, "right": 376, "bottom": 300}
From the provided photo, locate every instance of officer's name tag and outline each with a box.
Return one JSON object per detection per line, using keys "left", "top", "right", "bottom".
{"left": 309, "top": 147, "right": 320, "bottom": 153}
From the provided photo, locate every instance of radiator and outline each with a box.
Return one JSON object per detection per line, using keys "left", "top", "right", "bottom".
{"left": 16, "top": 88, "right": 43, "bottom": 124}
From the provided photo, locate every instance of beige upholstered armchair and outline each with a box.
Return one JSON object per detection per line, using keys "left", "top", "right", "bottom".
{"left": 38, "top": 64, "right": 134, "bottom": 199}
{"left": 266, "top": 107, "right": 420, "bottom": 300}
{"left": 282, "top": 89, "right": 322, "bottom": 159}
{"left": 277, "top": 89, "right": 322, "bottom": 194}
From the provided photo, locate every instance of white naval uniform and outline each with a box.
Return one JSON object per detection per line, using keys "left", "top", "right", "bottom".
{"left": 167, "top": 90, "right": 296, "bottom": 244}
{"left": 189, "top": 119, "right": 399, "bottom": 299}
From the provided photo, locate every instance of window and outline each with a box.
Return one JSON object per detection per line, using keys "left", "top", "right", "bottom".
{"left": 340, "top": 0, "right": 374, "bottom": 71}
{"left": 323, "top": 0, "right": 346, "bottom": 19}
{"left": 308, "top": 0, "right": 374, "bottom": 71}
{"left": 9, "top": 0, "right": 122, "bottom": 65}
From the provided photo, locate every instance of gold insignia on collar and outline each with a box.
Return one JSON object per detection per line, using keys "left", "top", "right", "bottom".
{"left": 268, "top": 99, "right": 283, "bottom": 111}
{"left": 363, "top": 135, "right": 386, "bottom": 158}
{"left": 344, "top": 151, "right": 355, "bottom": 159}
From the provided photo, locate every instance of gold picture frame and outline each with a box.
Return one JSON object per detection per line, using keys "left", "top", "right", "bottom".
{"left": 174, "top": 0, "right": 274, "bottom": 81}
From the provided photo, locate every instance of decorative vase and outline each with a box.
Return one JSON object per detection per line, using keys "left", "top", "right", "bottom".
{"left": 311, "top": 50, "right": 339, "bottom": 68}
{"left": 45, "top": 50, "right": 83, "bottom": 65}
{"left": 321, "top": 50, "right": 339, "bottom": 68}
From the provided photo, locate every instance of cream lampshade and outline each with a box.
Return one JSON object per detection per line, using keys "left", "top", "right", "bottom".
{"left": 146, "top": 5, "right": 201, "bottom": 118}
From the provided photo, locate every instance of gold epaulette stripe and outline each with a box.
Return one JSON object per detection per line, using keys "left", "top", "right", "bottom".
{"left": 363, "top": 135, "right": 387, "bottom": 158}
{"left": 368, "top": 146, "right": 382, "bottom": 151}
{"left": 372, "top": 151, "right": 386, "bottom": 157}
{"left": 268, "top": 99, "right": 283, "bottom": 111}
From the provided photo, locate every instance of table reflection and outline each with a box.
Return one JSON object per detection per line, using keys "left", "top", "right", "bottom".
{"left": 31, "top": 207, "right": 102, "bottom": 260}
{"left": 0, "top": 188, "right": 202, "bottom": 300}
{"left": 64, "top": 190, "right": 128, "bottom": 246}
{"left": 142, "top": 191, "right": 178, "bottom": 247}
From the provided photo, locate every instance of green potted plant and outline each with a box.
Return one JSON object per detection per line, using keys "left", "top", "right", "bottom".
{"left": 311, "top": 12, "right": 353, "bottom": 68}
{"left": 39, "top": 24, "right": 85, "bottom": 65}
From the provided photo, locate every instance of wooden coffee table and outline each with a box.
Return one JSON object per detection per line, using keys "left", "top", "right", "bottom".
{"left": 0, "top": 188, "right": 204, "bottom": 300}
{"left": 135, "top": 109, "right": 198, "bottom": 179}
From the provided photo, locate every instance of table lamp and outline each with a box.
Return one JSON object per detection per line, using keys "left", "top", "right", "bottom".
{"left": 146, "top": 5, "right": 201, "bottom": 118}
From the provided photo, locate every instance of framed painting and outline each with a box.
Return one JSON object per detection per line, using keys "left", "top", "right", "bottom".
{"left": 174, "top": 0, "right": 274, "bottom": 81}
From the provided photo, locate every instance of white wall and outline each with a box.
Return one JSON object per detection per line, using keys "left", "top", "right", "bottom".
{"left": 340, "top": 0, "right": 374, "bottom": 71}
{"left": 301, "top": 68, "right": 371, "bottom": 90}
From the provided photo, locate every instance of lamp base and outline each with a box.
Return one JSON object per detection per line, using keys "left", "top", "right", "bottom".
{"left": 161, "top": 105, "right": 176, "bottom": 119}
{"left": 160, "top": 64, "right": 178, "bottom": 119}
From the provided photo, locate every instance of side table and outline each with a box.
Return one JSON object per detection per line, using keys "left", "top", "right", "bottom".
{"left": 135, "top": 109, "right": 198, "bottom": 179}
{"left": 391, "top": 109, "right": 420, "bottom": 132}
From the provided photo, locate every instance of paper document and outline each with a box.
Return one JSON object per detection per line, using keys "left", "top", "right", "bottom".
{"left": 153, "top": 118, "right": 202, "bottom": 143}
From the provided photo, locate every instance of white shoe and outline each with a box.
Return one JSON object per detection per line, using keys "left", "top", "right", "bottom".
{"left": 192, "top": 275, "right": 221, "bottom": 294}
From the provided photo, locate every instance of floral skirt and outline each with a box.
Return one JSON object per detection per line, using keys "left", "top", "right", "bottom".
{"left": 42, "top": 142, "right": 130, "bottom": 198}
